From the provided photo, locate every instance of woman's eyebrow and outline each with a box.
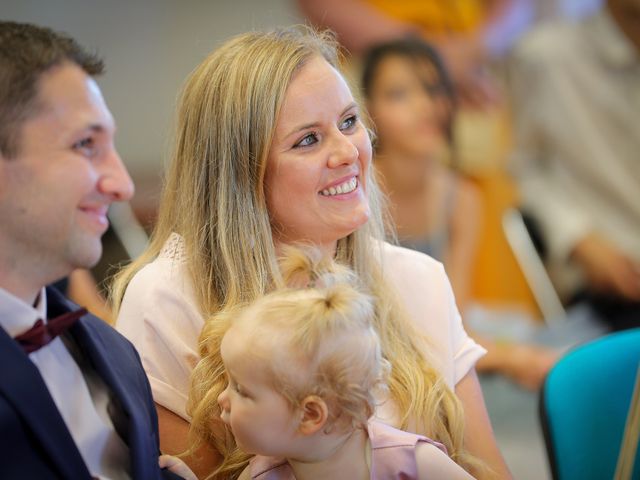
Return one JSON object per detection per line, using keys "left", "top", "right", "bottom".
{"left": 284, "top": 121, "right": 321, "bottom": 140}
{"left": 283, "top": 102, "right": 358, "bottom": 140}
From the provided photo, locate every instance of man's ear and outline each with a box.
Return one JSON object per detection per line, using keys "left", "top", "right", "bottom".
{"left": 297, "top": 395, "right": 329, "bottom": 436}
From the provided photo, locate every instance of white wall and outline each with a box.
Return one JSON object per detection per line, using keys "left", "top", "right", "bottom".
{"left": 1, "top": 0, "right": 301, "bottom": 174}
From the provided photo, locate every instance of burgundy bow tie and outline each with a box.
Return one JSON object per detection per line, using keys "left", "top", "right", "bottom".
{"left": 14, "top": 308, "right": 88, "bottom": 354}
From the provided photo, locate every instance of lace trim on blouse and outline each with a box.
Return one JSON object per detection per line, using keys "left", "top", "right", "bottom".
{"left": 158, "top": 232, "right": 187, "bottom": 264}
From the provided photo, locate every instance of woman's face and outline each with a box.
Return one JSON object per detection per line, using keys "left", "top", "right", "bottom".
{"left": 264, "top": 56, "right": 372, "bottom": 250}
{"left": 367, "top": 55, "right": 451, "bottom": 160}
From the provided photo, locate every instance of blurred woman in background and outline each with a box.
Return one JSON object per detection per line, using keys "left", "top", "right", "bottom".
{"left": 362, "top": 38, "right": 557, "bottom": 390}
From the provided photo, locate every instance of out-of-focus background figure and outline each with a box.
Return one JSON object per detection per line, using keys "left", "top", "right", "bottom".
{"left": 298, "top": 0, "right": 514, "bottom": 106}
{"left": 360, "top": 37, "right": 557, "bottom": 390}
{"left": 509, "top": 0, "right": 640, "bottom": 332}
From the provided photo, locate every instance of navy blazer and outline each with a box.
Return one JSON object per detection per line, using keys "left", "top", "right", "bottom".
{"left": 0, "top": 286, "right": 182, "bottom": 479}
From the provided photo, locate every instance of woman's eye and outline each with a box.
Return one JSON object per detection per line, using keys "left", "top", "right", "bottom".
{"left": 339, "top": 115, "right": 357, "bottom": 131}
{"left": 294, "top": 132, "right": 318, "bottom": 148}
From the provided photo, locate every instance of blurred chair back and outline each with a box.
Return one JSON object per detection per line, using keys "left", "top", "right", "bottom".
{"left": 540, "top": 328, "right": 640, "bottom": 479}
{"left": 503, "top": 208, "right": 566, "bottom": 324}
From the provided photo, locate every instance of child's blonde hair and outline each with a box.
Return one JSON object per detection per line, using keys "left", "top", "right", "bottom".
{"left": 226, "top": 247, "right": 388, "bottom": 433}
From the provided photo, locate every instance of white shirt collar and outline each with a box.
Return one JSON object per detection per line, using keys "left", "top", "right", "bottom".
{"left": 0, "top": 287, "right": 47, "bottom": 337}
{"left": 588, "top": 9, "right": 639, "bottom": 69}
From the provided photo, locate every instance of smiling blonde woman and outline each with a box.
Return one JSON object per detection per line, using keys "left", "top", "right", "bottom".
{"left": 111, "top": 25, "right": 510, "bottom": 480}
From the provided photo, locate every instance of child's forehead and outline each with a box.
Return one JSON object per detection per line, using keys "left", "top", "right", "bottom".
{"left": 231, "top": 307, "right": 288, "bottom": 341}
{"left": 222, "top": 321, "right": 279, "bottom": 362}
{"left": 221, "top": 330, "right": 265, "bottom": 377}
{"left": 221, "top": 324, "right": 253, "bottom": 355}
{"left": 223, "top": 319, "right": 310, "bottom": 377}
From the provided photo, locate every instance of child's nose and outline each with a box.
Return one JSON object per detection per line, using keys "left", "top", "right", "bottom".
{"left": 218, "top": 389, "right": 230, "bottom": 424}
{"left": 218, "top": 389, "right": 229, "bottom": 413}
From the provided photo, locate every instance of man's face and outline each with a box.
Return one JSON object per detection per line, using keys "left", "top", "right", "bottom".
{"left": 0, "top": 62, "right": 133, "bottom": 287}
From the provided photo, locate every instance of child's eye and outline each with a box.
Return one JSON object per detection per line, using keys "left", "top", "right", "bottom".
{"left": 294, "top": 132, "right": 318, "bottom": 148}
{"left": 339, "top": 115, "right": 358, "bottom": 131}
{"left": 234, "top": 383, "right": 247, "bottom": 397}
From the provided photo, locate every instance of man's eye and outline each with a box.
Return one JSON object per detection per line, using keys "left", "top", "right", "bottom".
{"left": 340, "top": 115, "right": 357, "bottom": 131}
{"left": 72, "top": 137, "right": 98, "bottom": 157}
{"left": 294, "top": 132, "right": 318, "bottom": 148}
{"left": 73, "top": 137, "right": 94, "bottom": 149}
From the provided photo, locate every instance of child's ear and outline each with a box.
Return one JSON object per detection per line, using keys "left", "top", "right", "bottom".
{"left": 297, "top": 395, "right": 328, "bottom": 435}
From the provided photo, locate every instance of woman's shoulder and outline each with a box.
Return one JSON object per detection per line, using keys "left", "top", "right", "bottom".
{"left": 379, "top": 241, "right": 448, "bottom": 282}
{"left": 126, "top": 233, "right": 192, "bottom": 294}
{"left": 377, "top": 241, "right": 486, "bottom": 387}
{"left": 116, "top": 233, "right": 203, "bottom": 411}
{"left": 377, "top": 242, "right": 460, "bottom": 376}
{"left": 378, "top": 241, "right": 454, "bottom": 328}
{"left": 117, "top": 233, "right": 199, "bottom": 329}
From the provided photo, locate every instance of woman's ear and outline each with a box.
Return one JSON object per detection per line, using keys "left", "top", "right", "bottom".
{"left": 297, "top": 395, "right": 329, "bottom": 435}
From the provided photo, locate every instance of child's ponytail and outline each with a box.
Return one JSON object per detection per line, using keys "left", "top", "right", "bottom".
{"left": 277, "top": 244, "right": 375, "bottom": 343}
{"left": 273, "top": 246, "right": 386, "bottom": 430}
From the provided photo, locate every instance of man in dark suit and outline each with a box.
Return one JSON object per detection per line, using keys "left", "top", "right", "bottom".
{"left": 0, "top": 21, "right": 193, "bottom": 479}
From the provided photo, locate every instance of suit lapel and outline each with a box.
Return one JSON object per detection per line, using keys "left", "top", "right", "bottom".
{"left": 48, "top": 286, "right": 156, "bottom": 480}
{"left": 47, "top": 288, "right": 137, "bottom": 429}
{"left": 67, "top": 317, "right": 134, "bottom": 440}
{"left": 0, "top": 327, "right": 91, "bottom": 479}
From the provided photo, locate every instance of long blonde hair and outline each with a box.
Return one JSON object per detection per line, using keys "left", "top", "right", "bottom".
{"left": 111, "top": 25, "right": 472, "bottom": 479}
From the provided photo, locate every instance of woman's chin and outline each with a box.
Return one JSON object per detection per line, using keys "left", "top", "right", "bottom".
{"left": 338, "top": 210, "right": 372, "bottom": 240}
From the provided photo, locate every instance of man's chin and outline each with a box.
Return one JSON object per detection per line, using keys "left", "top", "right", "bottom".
{"left": 68, "top": 239, "right": 103, "bottom": 270}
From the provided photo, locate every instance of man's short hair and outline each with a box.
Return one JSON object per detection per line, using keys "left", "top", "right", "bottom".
{"left": 0, "top": 21, "right": 104, "bottom": 158}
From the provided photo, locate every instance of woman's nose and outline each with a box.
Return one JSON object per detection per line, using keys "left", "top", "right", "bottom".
{"left": 327, "top": 133, "right": 359, "bottom": 169}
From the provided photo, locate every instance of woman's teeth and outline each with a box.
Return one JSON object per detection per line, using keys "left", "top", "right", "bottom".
{"left": 320, "top": 177, "right": 357, "bottom": 196}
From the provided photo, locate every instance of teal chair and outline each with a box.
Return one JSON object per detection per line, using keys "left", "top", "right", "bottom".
{"left": 540, "top": 328, "right": 640, "bottom": 479}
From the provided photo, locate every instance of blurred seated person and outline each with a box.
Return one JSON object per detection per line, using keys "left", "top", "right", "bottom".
{"left": 363, "top": 38, "right": 557, "bottom": 389}
{"left": 509, "top": 0, "right": 640, "bottom": 331}
{"left": 297, "top": 0, "right": 529, "bottom": 106}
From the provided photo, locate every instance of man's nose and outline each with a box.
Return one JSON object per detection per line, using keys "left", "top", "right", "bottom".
{"left": 98, "top": 148, "right": 134, "bottom": 202}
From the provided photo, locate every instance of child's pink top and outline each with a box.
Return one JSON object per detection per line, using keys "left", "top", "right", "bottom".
{"left": 249, "top": 420, "right": 448, "bottom": 479}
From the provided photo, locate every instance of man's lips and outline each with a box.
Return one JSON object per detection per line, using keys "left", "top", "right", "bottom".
{"left": 78, "top": 205, "right": 109, "bottom": 228}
